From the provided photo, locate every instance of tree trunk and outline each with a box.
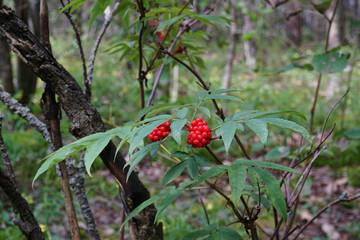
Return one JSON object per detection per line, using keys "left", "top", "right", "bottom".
{"left": 243, "top": 0, "right": 256, "bottom": 69}
{"left": 327, "top": 1, "right": 341, "bottom": 49}
{"left": 222, "top": 0, "right": 237, "bottom": 89}
{"left": 0, "top": 6, "right": 163, "bottom": 239}
{"left": 29, "top": 0, "right": 40, "bottom": 38}
{"left": 285, "top": 2, "right": 302, "bottom": 47}
{"left": 0, "top": 34, "right": 15, "bottom": 94}
{"left": 0, "top": 168, "right": 44, "bottom": 240}
{"left": 0, "top": 0, "right": 15, "bottom": 94}
{"left": 337, "top": 0, "right": 346, "bottom": 44}
{"left": 170, "top": 65, "right": 179, "bottom": 102}
{"left": 15, "top": 0, "right": 38, "bottom": 104}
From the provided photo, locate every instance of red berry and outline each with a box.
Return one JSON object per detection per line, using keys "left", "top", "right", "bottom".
{"left": 158, "top": 32, "right": 164, "bottom": 39}
{"left": 148, "top": 121, "right": 172, "bottom": 142}
{"left": 187, "top": 117, "right": 212, "bottom": 148}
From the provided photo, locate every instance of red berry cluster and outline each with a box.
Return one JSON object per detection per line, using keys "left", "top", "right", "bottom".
{"left": 148, "top": 121, "right": 171, "bottom": 142}
{"left": 187, "top": 118, "right": 212, "bottom": 148}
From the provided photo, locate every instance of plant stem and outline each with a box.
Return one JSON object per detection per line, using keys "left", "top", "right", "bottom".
{"left": 309, "top": 0, "right": 340, "bottom": 134}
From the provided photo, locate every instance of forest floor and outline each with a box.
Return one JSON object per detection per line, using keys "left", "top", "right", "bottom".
{"left": 77, "top": 159, "right": 359, "bottom": 240}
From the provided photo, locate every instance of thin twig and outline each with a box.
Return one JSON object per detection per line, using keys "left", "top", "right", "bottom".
{"left": 87, "top": 1, "right": 120, "bottom": 99}
{"left": 205, "top": 145, "right": 223, "bottom": 164}
{"left": 319, "top": 88, "right": 350, "bottom": 143}
{"left": 198, "top": 189, "right": 210, "bottom": 225}
{"left": 166, "top": 49, "right": 252, "bottom": 159}
{"left": 288, "top": 145, "right": 327, "bottom": 208}
{"left": 309, "top": 0, "right": 340, "bottom": 134}
{"left": 137, "top": 17, "right": 146, "bottom": 108}
{"left": 59, "top": 0, "right": 87, "bottom": 90}
{"left": 40, "top": 2, "right": 81, "bottom": 238}
{"left": 290, "top": 192, "right": 360, "bottom": 240}
{"left": 146, "top": 7, "right": 214, "bottom": 107}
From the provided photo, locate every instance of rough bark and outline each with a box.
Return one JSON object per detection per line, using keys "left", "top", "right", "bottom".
{"left": 0, "top": 33, "right": 15, "bottom": 94}
{"left": 0, "top": 6, "right": 162, "bottom": 239}
{"left": 15, "top": 0, "right": 38, "bottom": 104}
{"left": 0, "top": 86, "right": 100, "bottom": 239}
{"left": 0, "top": 167, "right": 44, "bottom": 240}
{"left": 0, "top": 0, "right": 15, "bottom": 94}
{"left": 0, "top": 87, "right": 51, "bottom": 143}
{"left": 39, "top": 1, "right": 81, "bottom": 238}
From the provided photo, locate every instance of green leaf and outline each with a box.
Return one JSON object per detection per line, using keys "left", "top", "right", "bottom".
{"left": 171, "top": 119, "right": 187, "bottom": 145}
{"left": 232, "top": 159, "right": 299, "bottom": 173}
{"left": 150, "top": 141, "right": 161, "bottom": 158}
{"left": 120, "top": 194, "right": 163, "bottom": 230}
{"left": 185, "top": 230, "right": 211, "bottom": 239}
{"left": 206, "top": 94, "right": 243, "bottom": 102}
{"left": 191, "top": 15, "right": 230, "bottom": 27}
{"left": 250, "top": 194, "right": 271, "bottom": 210}
{"left": 194, "top": 154, "right": 211, "bottom": 167}
{"left": 57, "top": 0, "right": 88, "bottom": 17}
{"left": 311, "top": 52, "right": 348, "bottom": 74}
{"left": 156, "top": 15, "right": 184, "bottom": 31}
{"left": 251, "top": 167, "right": 287, "bottom": 219}
{"left": 163, "top": 161, "right": 187, "bottom": 185}
{"left": 84, "top": 133, "right": 113, "bottom": 176}
{"left": 228, "top": 164, "right": 247, "bottom": 204}
{"left": 218, "top": 226, "right": 243, "bottom": 240}
{"left": 33, "top": 132, "right": 106, "bottom": 185}
{"left": 155, "top": 187, "right": 184, "bottom": 221}
{"left": 89, "top": 0, "right": 111, "bottom": 28}
{"left": 198, "top": 91, "right": 209, "bottom": 100}
{"left": 242, "top": 31, "right": 256, "bottom": 41}
{"left": 265, "top": 146, "right": 290, "bottom": 161}
{"left": 137, "top": 103, "right": 178, "bottom": 119}
{"left": 189, "top": 165, "right": 228, "bottom": 188}
{"left": 175, "top": 108, "right": 188, "bottom": 119}
{"left": 312, "top": 0, "right": 332, "bottom": 14}
{"left": 145, "top": 105, "right": 178, "bottom": 119}
{"left": 233, "top": 110, "right": 258, "bottom": 120}
{"left": 170, "top": 151, "right": 190, "bottom": 160}
{"left": 187, "top": 157, "right": 199, "bottom": 180}
{"left": 263, "top": 118, "right": 311, "bottom": 142}
{"left": 129, "top": 119, "right": 170, "bottom": 153}
{"left": 273, "top": 63, "right": 314, "bottom": 74}
{"left": 245, "top": 119, "right": 268, "bottom": 144}
{"left": 243, "top": 110, "right": 306, "bottom": 121}
{"left": 212, "top": 89, "right": 241, "bottom": 95}
{"left": 198, "top": 106, "right": 211, "bottom": 118}
{"left": 219, "top": 120, "right": 238, "bottom": 153}
{"left": 344, "top": 129, "right": 360, "bottom": 139}
{"left": 126, "top": 142, "right": 159, "bottom": 180}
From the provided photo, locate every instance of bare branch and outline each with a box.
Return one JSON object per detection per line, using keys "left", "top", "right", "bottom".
{"left": 87, "top": 1, "right": 120, "bottom": 99}
{"left": 290, "top": 192, "right": 360, "bottom": 240}
{"left": 0, "top": 114, "right": 18, "bottom": 187}
{"left": 59, "top": 0, "right": 87, "bottom": 90}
